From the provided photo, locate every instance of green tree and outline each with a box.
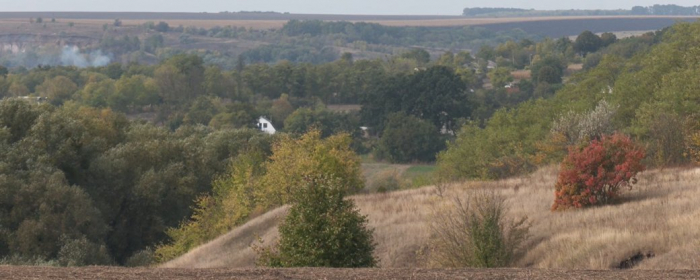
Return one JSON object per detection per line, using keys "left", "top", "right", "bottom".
{"left": 361, "top": 66, "right": 468, "bottom": 132}
{"left": 488, "top": 67, "right": 513, "bottom": 88}
{"left": 114, "top": 74, "right": 160, "bottom": 109}
{"left": 600, "top": 32, "right": 618, "bottom": 47}
{"left": 270, "top": 94, "right": 294, "bottom": 128}
{"left": 35, "top": 76, "right": 78, "bottom": 105}
{"left": 400, "top": 48, "right": 430, "bottom": 65}
{"left": 157, "top": 130, "right": 360, "bottom": 262}
{"left": 259, "top": 130, "right": 363, "bottom": 208}
{"left": 530, "top": 55, "right": 565, "bottom": 85}
{"left": 574, "top": 30, "right": 603, "bottom": 55}
{"left": 537, "top": 66, "right": 561, "bottom": 84}
{"left": 257, "top": 176, "right": 376, "bottom": 268}
{"left": 209, "top": 102, "right": 258, "bottom": 129}
{"left": 183, "top": 96, "right": 220, "bottom": 125}
{"left": 154, "top": 22, "right": 170, "bottom": 32}
{"left": 376, "top": 112, "right": 445, "bottom": 163}
{"left": 79, "top": 79, "right": 115, "bottom": 108}
{"left": 284, "top": 108, "right": 359, "bottom": 139}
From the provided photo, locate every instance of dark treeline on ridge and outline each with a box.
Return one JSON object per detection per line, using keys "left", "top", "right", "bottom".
{"left": 463, "top": 4, "right": 700, "bottom": 17}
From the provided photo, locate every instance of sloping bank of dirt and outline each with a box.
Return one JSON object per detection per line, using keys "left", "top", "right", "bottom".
{"left": 1, "top": 267, "right": 700, "bottom": 280}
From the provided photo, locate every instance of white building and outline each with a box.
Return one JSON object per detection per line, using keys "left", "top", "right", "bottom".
{"left": 257, "top": 117, "right": 276, "bottom": 135}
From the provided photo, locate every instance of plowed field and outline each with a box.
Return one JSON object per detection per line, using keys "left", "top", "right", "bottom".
{"left": 1, "top": 267, "right": 699, "bottom": 280}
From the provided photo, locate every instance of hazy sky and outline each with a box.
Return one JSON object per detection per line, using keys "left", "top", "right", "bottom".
{"left": 0, "top": 0, "right": 698, "bottom": 15}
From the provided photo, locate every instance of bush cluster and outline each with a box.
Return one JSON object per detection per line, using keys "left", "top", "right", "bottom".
{"left": 429, "top": 191, "right": 529, "bottom": 268}
{"left": 552, "top": 133, "right": 645, "bottom": 211}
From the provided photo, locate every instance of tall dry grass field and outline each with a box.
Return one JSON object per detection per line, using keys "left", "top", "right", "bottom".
{"left": 163, "top": 166, "right": 700, "bottom": 269}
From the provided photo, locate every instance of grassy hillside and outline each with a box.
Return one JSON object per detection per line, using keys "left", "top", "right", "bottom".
{"left": 162, "top": 166, "right": 700, "bottom": 269}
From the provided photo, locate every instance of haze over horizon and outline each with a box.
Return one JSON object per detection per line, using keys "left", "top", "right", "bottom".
{"left": 0, "top": 0, "right": 698, "bottom": 15}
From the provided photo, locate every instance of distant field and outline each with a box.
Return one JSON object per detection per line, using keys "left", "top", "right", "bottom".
{"left": 0, "top": 12, "right": 696, "bottom": 36}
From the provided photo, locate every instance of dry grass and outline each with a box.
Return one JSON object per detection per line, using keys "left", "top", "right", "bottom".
{"left": 511, "top": 70, "right": 531, "bottom": 80}
{"left": 160, "top": 206, "right": 288, "bottom": 268}
{"left": 164, "top": 165, "right": 700, "bottom": 270}
{"left": 326, "top": 104, "right": 362, "bottom": 113}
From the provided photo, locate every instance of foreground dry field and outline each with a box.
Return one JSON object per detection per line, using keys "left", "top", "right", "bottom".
{"left": 1, "top": 266, "right": 700, "bottom": 280}
{"left": 164, "top": 166, "right": 700, "bottom": 270}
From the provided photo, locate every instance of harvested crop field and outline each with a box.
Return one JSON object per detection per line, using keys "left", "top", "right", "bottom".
{"left": 1, "top": 266, "right": 700, "bottom": 280}
{"left": 0, "top": 12, "right": 697, "bottom": 34}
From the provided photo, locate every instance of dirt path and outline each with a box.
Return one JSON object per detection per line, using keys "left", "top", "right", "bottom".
{"left": 1, "top": 266, "right": 699, "bottom": 280}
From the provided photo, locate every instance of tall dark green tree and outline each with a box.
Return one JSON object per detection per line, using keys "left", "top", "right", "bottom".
{"left": 361, "top": 66, "right": 468, "bottom": 132}
{"left": 574, "top": 30, "right": 603, "bottom": 56}
{"left": 377, "top": 112, "right": 445, "bottom": 163}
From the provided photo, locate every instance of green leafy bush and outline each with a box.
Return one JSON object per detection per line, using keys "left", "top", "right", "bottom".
{"left": 57, "top": 237, "right": 113, "bottom": 267}
{"left": 125, "top": 248, "right": 155, "bottom": 267}
{"left": 369, "top": 169, "right": 404, "bottom": 193}
{"left": 256, "top": 176, "right": 376, "bottom": 268}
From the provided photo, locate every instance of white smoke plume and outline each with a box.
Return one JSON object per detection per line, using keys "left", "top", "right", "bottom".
{"left": 60, "top": 46, "right": 112, "bottom": 67}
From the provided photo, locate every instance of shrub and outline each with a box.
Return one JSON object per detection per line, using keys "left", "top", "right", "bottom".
{"left": 689, "top": 130, "right": 700, "bottom": 164}
{"left": 125, "top": 248, "right": 155, "bottom": 267}
{"left": 255, "top": 176, "right": 376, "bottom": 267}
{"left": 429, "top": 191, "right": 529, "bottom": 268}
{"left": 369, "top": 169, "right": 404, "bottom": 193}
{"left": 57, "top": 236, "right": 113, "bottom": 267}
{"left": 552, "top": 133, "right": 646, "bottom": 211}
{"left": 551, "top": 100, "right": 618, "bottom": 147}
{"left": 646, "top": 113, "right": 690, "bottom": 166}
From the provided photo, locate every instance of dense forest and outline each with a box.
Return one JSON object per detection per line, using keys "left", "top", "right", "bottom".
{"left": 1, "top": 18, "right": 699, "bottom": 266}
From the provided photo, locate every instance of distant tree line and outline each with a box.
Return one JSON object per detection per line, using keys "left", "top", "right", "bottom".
{"left": 631, "top": 4, "right": 700, "bottom": 15}
{"left": 463, "top": 4, "right": 700, "bottom": 17}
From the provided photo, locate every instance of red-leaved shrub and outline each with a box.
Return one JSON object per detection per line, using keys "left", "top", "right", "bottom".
{"left": 552, "top": 133, "right": 646, "bottom": 211}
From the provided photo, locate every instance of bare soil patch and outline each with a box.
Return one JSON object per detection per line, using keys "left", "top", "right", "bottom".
{"left": 1, "top": 266, "right": 700, "bottom": 280}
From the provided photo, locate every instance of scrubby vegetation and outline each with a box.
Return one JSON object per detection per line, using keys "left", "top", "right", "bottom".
{"left": 429, "top": 191, "right": 529, "bottom": 268}
{"left": 438, "top": 22, "right": 699, "bottom": 181}
{"left": 2, "top": 15, "right": 700, "bottom": 270}
{"left": 155, "top": 130, "right": 362, "bottom": 262}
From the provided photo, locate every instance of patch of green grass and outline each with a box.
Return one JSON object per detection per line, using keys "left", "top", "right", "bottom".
{"left": 361, "top": 163, "right": 437, "bottom": 192}
{"left": 404, "top": 165, "right": 436, "bottom": 188}
{"left": 359, "top": 154, "right": 379, "bottom": 164}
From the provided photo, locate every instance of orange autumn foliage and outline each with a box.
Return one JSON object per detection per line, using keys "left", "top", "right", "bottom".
{"left": 552, "top": 133, "right": 645, "bottom": 211}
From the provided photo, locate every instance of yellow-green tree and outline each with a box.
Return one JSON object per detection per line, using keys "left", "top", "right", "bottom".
{"left": 155, "top": 130, "right": 363, "bottom": 262}
{"left": 258, "top": 130, "right": 363, "bottom": 208}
